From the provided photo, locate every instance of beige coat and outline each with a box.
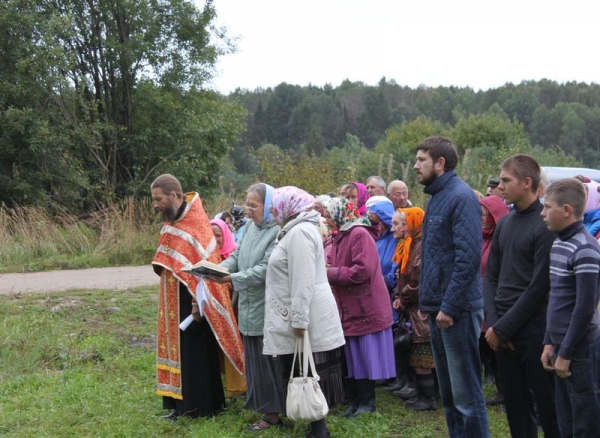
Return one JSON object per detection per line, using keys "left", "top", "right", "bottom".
{"left": 263, "top": 212, "right": 345, "bottom": 355}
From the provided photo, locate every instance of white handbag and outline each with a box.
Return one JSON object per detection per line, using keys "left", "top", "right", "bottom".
{"left": 286, "top": 331, "right": 329, "bottom": 422}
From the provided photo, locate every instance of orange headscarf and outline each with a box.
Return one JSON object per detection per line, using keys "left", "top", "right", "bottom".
{"left": 393, "top": 207, "right": 425, "bottom": 274}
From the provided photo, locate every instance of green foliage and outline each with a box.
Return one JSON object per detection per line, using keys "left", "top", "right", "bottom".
{"left": 257, "top": 83, "right": 306, "bottom": 149}
{"left": 451, "top": 112, "right": 530, "bottom": 154}
{"left": 457, "top": 144, "right": 581, "bottom": 194}
{"left": 323, "top": 134, "right": 366, "bottom": 183}
{"left": 414, "top": 86, "right": 463, "bottom": 125}
{"left": 0, "top": 0, "right": 243, "bottom": 212}
{"left": 5, "top": 10, "right": 600, "bottom": 216}
{"left": 231, "top": 79, "right": 600, "bottom": 187}
{"left": 373, "top": 117, "right": 448, "bottom": 185}
{"left": 254, "top": 144, "right": 341, "bottom": 194}
{"left": 129, "top": 83, "right": 246, "bottom": 198}
{"left": 288, "top": 93, "right": 345, "bottom": 153}
{"left": 0, "top": 287, "right": 510, "bottom": 437}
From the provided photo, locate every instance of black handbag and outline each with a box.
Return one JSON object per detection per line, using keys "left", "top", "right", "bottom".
{"left": 393, "top": 315, "right": 414, "bottom": 350}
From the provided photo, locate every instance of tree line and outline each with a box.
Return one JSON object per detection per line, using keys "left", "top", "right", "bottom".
{"left": 222, "top": 79, "right": 594, "bottom": 197}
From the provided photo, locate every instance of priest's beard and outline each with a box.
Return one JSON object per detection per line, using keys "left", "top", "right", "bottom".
{"left": 161, "top": 205, "right": 178, "bottom": 222}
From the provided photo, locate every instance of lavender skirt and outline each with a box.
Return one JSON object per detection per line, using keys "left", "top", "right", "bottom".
{"left": 345, "top": 327, "right": 396, "bottom": 380}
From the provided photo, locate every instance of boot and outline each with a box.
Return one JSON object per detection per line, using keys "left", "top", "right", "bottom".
{"left": 486, "top": 393, "right": 504, "bottom": 406}
{"left": 383, "top": 375, "right": 406, "bottom": 392}
{"left": 306, "top": 419, "right": 330, "bottom": 438}
{"left": 341, "top": 378, "right": 359, "bottom": 418}
{"left": 486, "top": 366, "right": 504, "bottom": 406}
{"left": 351, "top": 379, "right": 376, "bottom": 417}
{"left": 393, "top": 378, "right": 417, "bottom": 400}
{"left": 406, "top": 374, "right": 437, "bottom": 411}
{"left": 341, "top": 401, "right": 359, "bottom": 418}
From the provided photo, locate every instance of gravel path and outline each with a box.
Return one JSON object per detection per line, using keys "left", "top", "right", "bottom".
{"left": 0, "top": 266, "right": 158, "bottom": 294}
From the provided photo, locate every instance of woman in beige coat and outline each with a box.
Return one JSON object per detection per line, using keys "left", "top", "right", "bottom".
{"left": 264, "top": 186, "right": 345, "bottom": 438}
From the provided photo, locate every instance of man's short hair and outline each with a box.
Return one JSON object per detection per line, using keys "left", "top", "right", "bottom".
{"left": 416, "top": 136, "right": 459, "bottom": 171}
{"left": 501, "top": 154, "right": 541, "bottom": 193}
{"left": 545, "top": 178, "right": 587, "bottom": 219}
{"left": 151, "top": 174, "right": 184, "bottom": 198}
{"left": 487, "top": 177, "right": 500, "bottom": 189}
{"left": 367, "top": 175, "right": 386, "bottom": 190}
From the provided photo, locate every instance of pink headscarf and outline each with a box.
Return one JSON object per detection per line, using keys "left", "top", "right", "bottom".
{"left": 351, "top": 182, "right": 370, "bottom": 215}
{"left": 585, "top": 181, "right": 600, "bottom": 212}
{"left": 270, "top": 186, "right": 315, "bottom": 225}
{"left": 209, "top": 218, "right": 238, "bottom": 259}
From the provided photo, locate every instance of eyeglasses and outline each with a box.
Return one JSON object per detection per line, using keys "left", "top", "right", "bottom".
{"left": 243, "top": 202, "right": 263, "bottom": 211}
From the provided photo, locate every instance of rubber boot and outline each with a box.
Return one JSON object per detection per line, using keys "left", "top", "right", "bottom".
{"left": 341, "top": 378, "right": 359, "bottom": 418}
{"left": 383, "top": 375, "right": 406, "bottom": 392}
{"left": 406, "top": 374, "right": 437, "bottom": 411}
{"left": 351, "top": 379, "right": 376, "bottom": 417}
{"left": 393, "top": 378, "right": 417, "bottom": 400}
{"left": 306, "top": 419, "right": 330, "bottom": 438}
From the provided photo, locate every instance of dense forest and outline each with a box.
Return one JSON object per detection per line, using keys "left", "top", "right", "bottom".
{"left": 1, "top": 0, "right": 599, "bottom": 213}
{"left": 220, "top": 79, "right": 599, "bottom": 197}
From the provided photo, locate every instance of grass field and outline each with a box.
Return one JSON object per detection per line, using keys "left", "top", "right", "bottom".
{"left": 0, "top": 287, "right": 511, "bottom": 437}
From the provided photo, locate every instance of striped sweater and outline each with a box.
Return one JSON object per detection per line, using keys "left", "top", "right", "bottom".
{"left": 544, "top": 221, "right": 600, "bottom": 360}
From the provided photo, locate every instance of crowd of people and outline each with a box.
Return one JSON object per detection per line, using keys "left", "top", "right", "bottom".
{"left": 149, "top": 135, "right": 600, "bottom": 438}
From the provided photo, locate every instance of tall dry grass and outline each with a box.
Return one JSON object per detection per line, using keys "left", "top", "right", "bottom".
{"left": 0, "top": 198, "right": 159, "bottom": 272}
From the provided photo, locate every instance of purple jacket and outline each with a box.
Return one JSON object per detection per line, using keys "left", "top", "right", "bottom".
{"left": 327, "top": 225, "right": 394, "bottom": 336}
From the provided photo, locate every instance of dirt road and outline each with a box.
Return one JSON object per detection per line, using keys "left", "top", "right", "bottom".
{"left": 0, "top": 266, "right": 158, "bottom": 294}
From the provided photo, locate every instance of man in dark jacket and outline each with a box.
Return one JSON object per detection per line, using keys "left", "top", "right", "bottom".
{"left": 415, "top": 137, "right": 490, "bottom": 438}
{"left": 483, "top": 154, "right": 559, "bottom": 437}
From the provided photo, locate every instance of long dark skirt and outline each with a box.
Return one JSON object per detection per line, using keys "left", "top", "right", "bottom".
{"left": 242, "top": 335, "right": 285, "bottom": 414}
{"left": 163, "top": 286, "right": 225, "bottom": 418}
{"left": 280, "top": 347, "right": 345, "bottom": 409}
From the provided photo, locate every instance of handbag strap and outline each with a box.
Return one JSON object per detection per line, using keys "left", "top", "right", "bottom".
{"left": 302, "top": 331, "right": 320, "bottom": 381}
{"left": 290, "top": 335, "right": 302, "bottom": 377}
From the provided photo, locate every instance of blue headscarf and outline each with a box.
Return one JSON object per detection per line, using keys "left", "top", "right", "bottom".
{"left": 369, "top": 200, "right": 395, "bottom": 230}
{"left": 262, "top": 183, "right": 274, "bottom": 226}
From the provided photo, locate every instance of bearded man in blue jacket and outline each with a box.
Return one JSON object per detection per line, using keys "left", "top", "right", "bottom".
{"left": 415, "top": 136, "right": 490, "bottom": 438}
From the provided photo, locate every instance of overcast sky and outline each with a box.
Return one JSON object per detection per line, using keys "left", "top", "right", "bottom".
{"left": 205, "top": 0, "right": 599, "bottom": 94}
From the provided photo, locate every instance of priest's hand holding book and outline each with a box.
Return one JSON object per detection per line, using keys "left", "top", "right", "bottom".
{"left": 182, "top": 260, "right": 231, "bottom": 284}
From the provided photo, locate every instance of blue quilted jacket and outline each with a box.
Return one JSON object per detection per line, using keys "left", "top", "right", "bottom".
{"left": 418, "top": 171, "right": 483, "bottom": 317}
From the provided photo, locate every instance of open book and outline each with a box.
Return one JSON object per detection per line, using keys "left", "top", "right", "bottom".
{"left": 181, "top": 260, "right": 230, "bottom": 278}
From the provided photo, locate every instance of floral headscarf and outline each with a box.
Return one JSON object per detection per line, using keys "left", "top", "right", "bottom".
{"left": 326, "top": 197, "right": 371, "bottom": 232}
{"left": 393, "top": 207, "right": 425, "bottom": 274}
{"left": 270, "top": 186, "right": 315, "bottom": 225}
{"left": 209, "top": 218, "right": 238, "bottom": 259}
{"left": 350, "top": 182, "right": 370, "bottom": 215}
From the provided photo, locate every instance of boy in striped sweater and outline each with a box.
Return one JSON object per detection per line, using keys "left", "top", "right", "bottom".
{"left": 541, "top": 178, "right": 600, "bottom": 437}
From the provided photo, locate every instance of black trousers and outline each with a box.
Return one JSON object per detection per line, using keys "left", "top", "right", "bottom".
{"left": 495, "top": 313, "right": 559, "bottom": 438}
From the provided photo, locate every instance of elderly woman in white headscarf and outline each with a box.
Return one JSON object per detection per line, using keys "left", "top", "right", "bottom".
{"left": 314, "top": 194, "right": 333, "bottom": 241}
{"left": 264, "top": 186, "right": 345, "bottom": 438}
